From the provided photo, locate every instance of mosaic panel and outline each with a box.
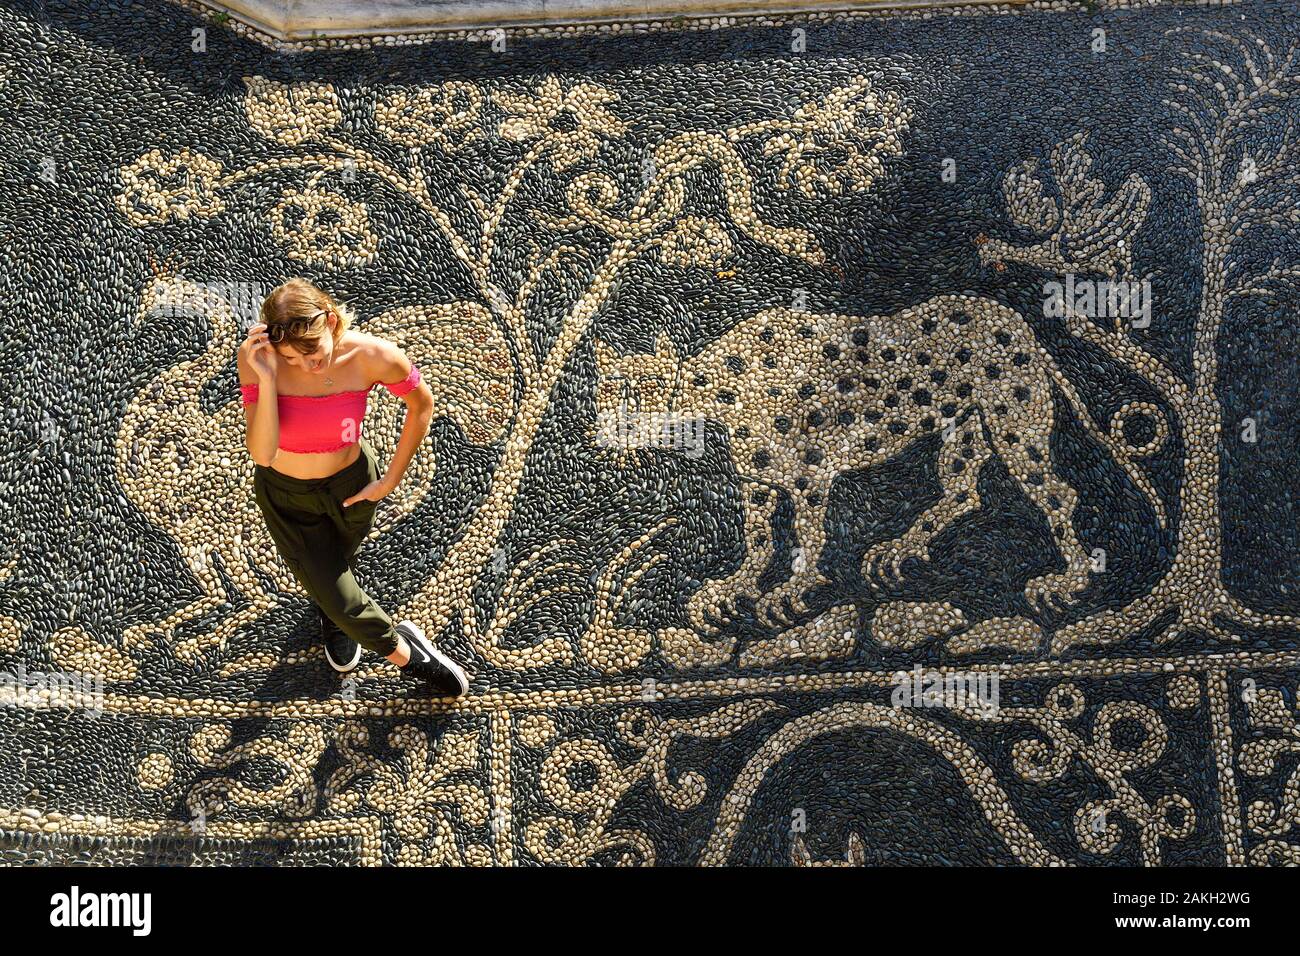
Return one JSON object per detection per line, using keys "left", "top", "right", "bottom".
{"left": 1, "top": 0, "right": 1298, "bottom": 864}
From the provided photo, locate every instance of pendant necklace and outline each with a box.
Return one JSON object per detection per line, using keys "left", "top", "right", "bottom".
{"left": 323, "top": 331, "right": 340, "bottom": 386}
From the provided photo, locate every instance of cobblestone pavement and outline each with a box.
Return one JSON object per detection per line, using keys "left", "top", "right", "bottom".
{"left": 1, "top": 0, "right": 1298, "bottom": 865}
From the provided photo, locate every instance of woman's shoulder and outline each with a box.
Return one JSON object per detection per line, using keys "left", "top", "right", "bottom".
{"left": 344, "top": 330, "right": 410, "bottom": 383}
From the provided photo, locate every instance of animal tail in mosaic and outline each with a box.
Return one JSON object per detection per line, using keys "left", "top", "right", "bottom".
{"left": 1042, "top": 361, "right": 1169, "bottom": 530}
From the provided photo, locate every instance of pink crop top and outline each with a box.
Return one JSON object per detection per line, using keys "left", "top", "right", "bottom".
{"left": 240, "top": 364, "right": 421, "bottom": 453}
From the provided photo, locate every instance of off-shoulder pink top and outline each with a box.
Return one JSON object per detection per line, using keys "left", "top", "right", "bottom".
{"left": 240, "top": 364, "right": 421, "bottom": 453}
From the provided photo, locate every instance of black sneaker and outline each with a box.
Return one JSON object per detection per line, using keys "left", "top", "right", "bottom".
{"left": 395, "top": 621, "right": 469, "bottom": 698}
{"left": 319, "top": 607, "right": 361, "bottom": 673}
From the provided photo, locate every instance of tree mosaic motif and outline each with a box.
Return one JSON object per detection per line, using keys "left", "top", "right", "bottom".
{"left": 981, "top": 29, "right": 1300, "bottom": 651}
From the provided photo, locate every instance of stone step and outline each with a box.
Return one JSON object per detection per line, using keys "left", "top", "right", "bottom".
{"left": 191, "top": 0, "right": 1015, "bottom": 42}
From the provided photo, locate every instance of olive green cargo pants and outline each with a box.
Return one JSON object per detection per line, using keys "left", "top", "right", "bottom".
{"left": 252, "top": 435, "right": 399, "bottom": 656}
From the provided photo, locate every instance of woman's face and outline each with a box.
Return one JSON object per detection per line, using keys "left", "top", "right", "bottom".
{"left": 275, "top": 313, "right": 337, "bottom": 374}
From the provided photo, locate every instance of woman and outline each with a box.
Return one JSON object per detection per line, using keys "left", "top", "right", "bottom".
{"left": 237, "top": 278, "right": 468, "bottom": 697}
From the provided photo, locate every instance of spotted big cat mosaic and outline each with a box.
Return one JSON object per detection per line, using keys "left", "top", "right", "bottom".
{"left": 596, "top": 292, "right": 1168, "bottom": 632}
{"left": 1, "top": 0, "right": 1298, "bottom": 866}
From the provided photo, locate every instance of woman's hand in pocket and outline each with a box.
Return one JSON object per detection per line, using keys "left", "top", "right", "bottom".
{"left": 342, "top": 478, "right": 392, "bottom": 509}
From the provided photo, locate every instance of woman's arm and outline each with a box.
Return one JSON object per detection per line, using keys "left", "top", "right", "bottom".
{"left": 372, "top": 344, "right": 434, "bottom": 495}
{"left": 237, "top": 329, "right": 281, "bottom": 467}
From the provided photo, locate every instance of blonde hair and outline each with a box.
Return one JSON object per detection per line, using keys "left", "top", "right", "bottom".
{"left": 259, "top": 278, "right": 355, "bottom": 353}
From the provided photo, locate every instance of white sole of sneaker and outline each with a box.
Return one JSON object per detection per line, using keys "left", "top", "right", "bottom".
{"left": 325, "top": 642, "right": 362, "bottom": 673}
{"left": 320, "top": 607, "right": 362, "bottom": 673}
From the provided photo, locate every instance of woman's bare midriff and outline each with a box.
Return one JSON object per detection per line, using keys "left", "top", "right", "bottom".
{"left": 267, "top": 443, "right": 362, "bottom": 480}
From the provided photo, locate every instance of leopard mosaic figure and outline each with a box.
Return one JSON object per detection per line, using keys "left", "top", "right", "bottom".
{"left": 593, "top": 293, "right": 1167, "bottom": 634}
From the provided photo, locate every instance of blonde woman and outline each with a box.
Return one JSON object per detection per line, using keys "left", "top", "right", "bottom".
{"left": 236, "top": 278, "right": 468, "bottom": 697}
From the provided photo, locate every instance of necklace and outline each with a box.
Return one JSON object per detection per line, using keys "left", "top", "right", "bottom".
{"left": 323, "top": 334, "right": 343, "bottom": 385}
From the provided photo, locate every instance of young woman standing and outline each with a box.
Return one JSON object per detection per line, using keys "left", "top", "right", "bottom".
{"left": 237, "top": 278, "right": 468, "bottom": 697}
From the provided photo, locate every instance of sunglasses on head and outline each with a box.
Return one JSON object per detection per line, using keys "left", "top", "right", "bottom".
{"left": 265, "top": 310, "right": 329, "bottom": 344}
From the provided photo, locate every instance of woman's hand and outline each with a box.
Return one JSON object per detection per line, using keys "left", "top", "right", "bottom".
{"left": 342, "top": 477, "right": 394, "bottom": 508}
{"left": 240, "top": 323, "right": 279, "bottom": 382}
